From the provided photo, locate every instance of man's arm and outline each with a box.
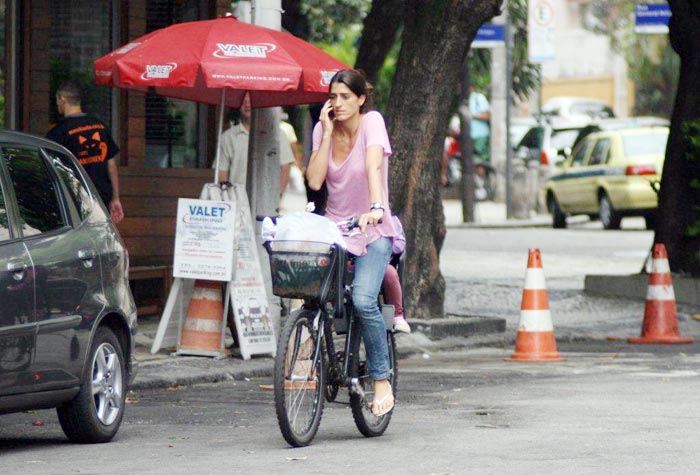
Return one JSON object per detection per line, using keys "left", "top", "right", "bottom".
{"left": 107, "top": 158, "right": 124, "bottom": 223}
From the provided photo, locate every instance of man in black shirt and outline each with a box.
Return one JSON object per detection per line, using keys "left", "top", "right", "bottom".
{"left": 47, "top": 80, "right": 124, "bottom": 223}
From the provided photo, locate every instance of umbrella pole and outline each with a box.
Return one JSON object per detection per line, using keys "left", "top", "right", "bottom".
{"left": 213, "top": 88, "right": 227, "bottom": 184}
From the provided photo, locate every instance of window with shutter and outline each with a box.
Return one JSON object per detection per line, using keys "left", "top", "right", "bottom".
{"left": 144, "top": 0, "right": 208, "bottom": 169}
{"left": 48, "top": 1, "right": 113, "bottom": 130}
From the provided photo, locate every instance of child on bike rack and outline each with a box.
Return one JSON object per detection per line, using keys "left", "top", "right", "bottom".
{"left": 306, "top": 69, "right": 398, "bottom": 417}
{"left": 384, "top": 215, "right": 410, "bottom": 334}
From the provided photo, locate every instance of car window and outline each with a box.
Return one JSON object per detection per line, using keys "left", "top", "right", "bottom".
{"left": 622, "top": 133, "right": 668, "bottom": 156}
{"left": 587, "top": 138, "right": 610, "bottom": 166}
{"left": 0, "top": 180, "right": 10, "bottom": 242}
{"left": 570, "top": 140, "right": 591, "bottom": 168}
{"left": 2, "top": 146, "right": 66, "bottom": 237}
{"left": 518, "top": 127, "right": 543, "bottom": 148}
{"left": 550, "top": 129, "right": 582, "bottom": 151}
{"left": 44, "top": 149, "right": 94, "bottom": 222}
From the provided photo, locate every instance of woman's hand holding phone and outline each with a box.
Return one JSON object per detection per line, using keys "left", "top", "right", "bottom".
{"left": 321, "top": 99, "right": 335, "bottom": 136}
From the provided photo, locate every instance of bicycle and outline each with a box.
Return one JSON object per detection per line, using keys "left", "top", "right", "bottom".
{"left": 261, "top": 216, "right": 399, "bottom": 447}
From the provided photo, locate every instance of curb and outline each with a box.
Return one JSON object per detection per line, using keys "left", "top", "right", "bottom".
{"left": 412, "top": 315, "right": 507, "bottom": 339}
{"left": 584, "top": 274, "right": 700, "bottom": 307}
{"left": 445, "top": 215, "right": 588, "bottom": 229}
{"left": 130, "top": 316, "right": 508, "bottom": 390}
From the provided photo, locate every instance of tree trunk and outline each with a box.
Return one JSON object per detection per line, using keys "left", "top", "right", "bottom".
{"left": 656, "top": 0, "right": 700, "bottom": 275}
{"left": 355, "top": 0, "right": 405, "bottom": 86}
{"left": 386, "top": 0, "right": 500, "bottom": 319}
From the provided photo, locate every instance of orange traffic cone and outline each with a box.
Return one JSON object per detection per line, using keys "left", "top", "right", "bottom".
{"left": 178, "top": 280, "right": 226, "bottom": 357}
{"left": 510, "top": 249, "right": 563, "bottom": 362}
{"left": 628, "top": 243, "right": 693, "bottom": 344}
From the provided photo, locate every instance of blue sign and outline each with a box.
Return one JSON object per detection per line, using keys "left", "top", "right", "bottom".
{"left": 473, "top": 24, "right": 505, "bottom": 48}
{"left": 635, "top": 3, "right": 671, "bottom": 34}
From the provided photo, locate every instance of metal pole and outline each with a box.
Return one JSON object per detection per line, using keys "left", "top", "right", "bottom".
{"left": 459, "top": 60, "right": 475, "bottom": 223}
{"left": 213, "top": 88, "right": 226, "bottom": 184}
{"left": 505, "top": 2, "right": 514, "bottom": 219}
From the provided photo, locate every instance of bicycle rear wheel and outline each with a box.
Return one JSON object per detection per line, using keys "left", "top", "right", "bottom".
{"left": 274, "top": 309, "right": 325, "bottom": 447}
{"left": 350, "top": 330, "right": 397, "bottom": 437}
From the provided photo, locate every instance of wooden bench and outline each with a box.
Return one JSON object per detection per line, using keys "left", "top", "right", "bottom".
{"left": 129, "top": 265, "right": 173, "bottom": 316}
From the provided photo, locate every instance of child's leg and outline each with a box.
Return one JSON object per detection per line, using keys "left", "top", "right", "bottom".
{"left": 384, "top": 265, "right": 410, "bottom": 333}
{"left": 383, "top": 265, "right": 404, "bottom": 316}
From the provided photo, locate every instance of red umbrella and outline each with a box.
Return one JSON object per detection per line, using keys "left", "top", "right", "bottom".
{"left": 93, "top": 15, "right": 348, "bottom": 108}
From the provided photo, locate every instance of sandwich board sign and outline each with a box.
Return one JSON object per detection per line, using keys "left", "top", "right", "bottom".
{"left": 151, "top": 184, "right": 275, "bottom": 360}
{"left": 226, "top": 184, "right": 276, "bottom": 360}
{"left": 173, "top": 198, "right": 236, "bottom": 281}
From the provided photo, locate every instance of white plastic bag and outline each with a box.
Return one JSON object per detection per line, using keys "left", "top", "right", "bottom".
{"left": 263, "top": 212, "right": 346, "bottom": 248}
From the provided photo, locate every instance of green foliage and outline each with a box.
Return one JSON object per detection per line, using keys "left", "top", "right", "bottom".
{"left": 681, "top": 119, "right": 700, "bottom": 238}
{"left": 583, "top": 0, "right": 678, "bottom": 117}
{"left": 316, "top": 24, "right": 398, "bottom": 111}
{"left": 468, "top": 0, "right": 540, "bottom": 102}
{"left": 300, "top": 0, "right": 370, "bottom": 43}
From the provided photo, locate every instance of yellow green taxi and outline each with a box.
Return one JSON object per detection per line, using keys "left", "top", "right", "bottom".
{"left": 542, "top": 126, "right": 668, "bottom": 229}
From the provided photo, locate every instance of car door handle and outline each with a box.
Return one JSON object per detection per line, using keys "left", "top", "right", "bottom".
{"left": 78, "top": 249, "right": 97, "bottom": 269}
{"left": 7, "top": 259, "right": 28, "bottom": 280}
{"left": 78, "top": 249, "right": 96, "bottom": 260}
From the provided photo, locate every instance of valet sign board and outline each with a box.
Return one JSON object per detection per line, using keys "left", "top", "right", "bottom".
{"left": 227, "top": 185, "right": 276, "bottom": 359}
{"left": 173, "top": 199, "right": 236, "bottom": 282}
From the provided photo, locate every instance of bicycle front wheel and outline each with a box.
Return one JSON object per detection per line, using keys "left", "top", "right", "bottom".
{"left": 274, "top": 309, "right": 325, "bottom": 447}
{"left": 350, "top": 330, "right": 398, "bottom": 437}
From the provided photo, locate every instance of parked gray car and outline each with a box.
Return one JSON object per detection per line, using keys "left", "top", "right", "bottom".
{"left": 0, "top": 130, "right": 137, "bottom": 443}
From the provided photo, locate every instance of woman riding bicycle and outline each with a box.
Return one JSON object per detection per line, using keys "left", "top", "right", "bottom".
{"left": 306, "top": 69, "right": 398, "bottom": 417}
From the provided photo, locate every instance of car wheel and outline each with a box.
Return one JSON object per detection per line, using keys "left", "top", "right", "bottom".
{"left": 549, "top": 195, "right": 567, "bottom": 229}
{"left": 57, "top": 326, "right": 126, "bottom": 443}
{"left": 599, "top": 193, "right": 621, "bottom": 230}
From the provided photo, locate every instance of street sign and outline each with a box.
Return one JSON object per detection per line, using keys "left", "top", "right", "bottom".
{"left": 528, "top": 0, "right": 556, "bottom": 63}
{"left": 635, "top": 3, "right": 671, "bottom": 34}
{"left": 473, "top": 24, "right": 505, "bottom": 49}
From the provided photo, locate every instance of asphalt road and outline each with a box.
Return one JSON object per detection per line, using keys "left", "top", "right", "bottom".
{"left": 3, "top": 221, "right": 700, "bottom": 474}
{"left": 3, "top": 340, "right": 700, "bottom": 474}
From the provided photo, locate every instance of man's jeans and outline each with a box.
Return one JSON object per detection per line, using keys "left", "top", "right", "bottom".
{"left": 352, "top": 237, "right": 392, "bottom": 381}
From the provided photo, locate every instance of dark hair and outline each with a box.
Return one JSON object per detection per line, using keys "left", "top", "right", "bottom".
{"left": 329, "top": 69, "right": 373, "bottom": 113}
{"left": 56, "top": 80, "right": 82, "bottom": 105}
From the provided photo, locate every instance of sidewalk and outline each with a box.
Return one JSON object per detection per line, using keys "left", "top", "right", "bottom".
{"left": 130, "top": 190, "right": 700, "bottom": 390}
{"left": 131, "top": 318, "right": 507, "bottom": 390}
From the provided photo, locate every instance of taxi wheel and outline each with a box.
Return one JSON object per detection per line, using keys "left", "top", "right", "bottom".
{"left": 549, "top": 195, "right": 567, "bottom": 229}
{"left": 599, "top": 194, "right": 621, "bottom": 230}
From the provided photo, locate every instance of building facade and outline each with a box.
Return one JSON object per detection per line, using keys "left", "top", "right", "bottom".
{"left": 4, "top": 0, "right": 232, "bottom": 268}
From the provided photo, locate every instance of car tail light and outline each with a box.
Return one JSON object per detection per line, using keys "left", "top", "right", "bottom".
{"left": 540, "top": 150, "right": 550, "bottom": 165}
{"left": 626, "top": 164, "right": 656, "bottom": 175}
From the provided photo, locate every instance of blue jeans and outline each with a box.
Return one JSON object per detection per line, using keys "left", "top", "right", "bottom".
{"left": 352, "top": 237, "right": 392, "bottom": 381}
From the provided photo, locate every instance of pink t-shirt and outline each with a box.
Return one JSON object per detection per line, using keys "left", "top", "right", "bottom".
{"left": 312, "top": 110, "right": 398, "bottom": 256}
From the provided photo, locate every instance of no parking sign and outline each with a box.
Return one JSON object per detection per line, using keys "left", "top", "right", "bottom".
{"left": 528, "top": 0, "right": 556, "bottom": 63}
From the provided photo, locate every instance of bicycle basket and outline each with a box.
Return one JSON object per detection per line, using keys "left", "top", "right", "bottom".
{"left": 266, "top": 241, "right": 336, "bottom": 299}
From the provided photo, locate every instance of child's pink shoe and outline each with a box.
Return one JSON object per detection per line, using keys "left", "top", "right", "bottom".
{"left": 393, "top": 314, "right": 411, "bottom": 334}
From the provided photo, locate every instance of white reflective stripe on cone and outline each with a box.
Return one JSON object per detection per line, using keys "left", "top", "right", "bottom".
{"left": 651, "top": 258, "right": 671, "bottom": 274}
{"left": 194, "top": 287, "right": 221, "bottom": 301}
{"left": 518, "top": 310, "right": 554, "bottom": 332}
{"left": 523, "top": 268, "right": 547, "bottom": 289}
{"left": 646, "top": 284, "right": 675, "bottom": 301}
{"left": 184, "top": 318, "right": 222, "bottom": 333}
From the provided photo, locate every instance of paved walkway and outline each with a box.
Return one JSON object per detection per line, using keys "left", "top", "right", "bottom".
{"left": 130, "top": 190, "right": 699, "bottom": 390}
